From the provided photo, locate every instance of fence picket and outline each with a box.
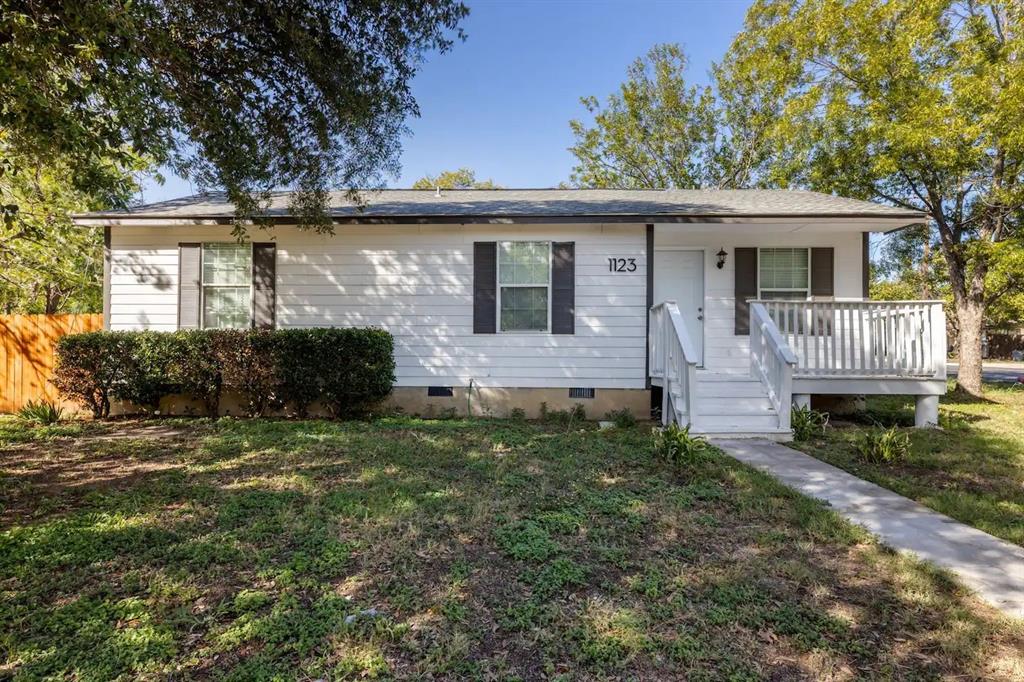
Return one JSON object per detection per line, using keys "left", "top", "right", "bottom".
{"left": 0, "top": 314, "right": 103, "bottom": 413}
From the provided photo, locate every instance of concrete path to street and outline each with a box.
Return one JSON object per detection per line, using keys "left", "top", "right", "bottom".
{"left": 713, "top": 438, "right": 1024, "bottom": 620}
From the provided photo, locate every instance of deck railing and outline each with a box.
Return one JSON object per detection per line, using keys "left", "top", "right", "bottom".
{"left": 753, "top": 300, "right": 947, "bottom": 379}
{"left": 749, "top": 303, "right": 798, "bottom": 430}
{"left": 649, "top": 301, "right": 699, "bottom": 427}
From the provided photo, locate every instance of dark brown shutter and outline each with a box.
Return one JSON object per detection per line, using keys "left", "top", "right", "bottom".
{"left": 861, "top": 233, "right": 870, "bottom": 298}
{"left": 103, "top": 227, "right": 111, "bottom": 330}
{"left": 811, "top": 247, "right": 835, "bottom": 297}
{"left": 734, "top": 247, "right": 757, "bottom": 335}
{"left": 178, "top": 243, "right": 201, "bottom": 329}
{"left": 473, "top": 242, "right": 497, "bottom": 334}
{"left": 551, "top": 242, "right": 575, "bottom": 334}
{"left": 252, "top": 242, "right": 276, "bottom": 329}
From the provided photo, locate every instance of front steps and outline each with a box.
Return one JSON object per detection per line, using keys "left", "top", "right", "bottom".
{"left": 690, "top": 371, "right": 792, "bottom": 441}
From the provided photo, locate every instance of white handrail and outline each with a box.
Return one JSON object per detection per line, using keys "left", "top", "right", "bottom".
{"left": 753, "top": 300, "right": 947, "bottom": 379}
{"left": 649, "top": 301, "right": 699, "bottom": 428}
{"left": 749, "top": 302, "right": 797, "bottom": 430}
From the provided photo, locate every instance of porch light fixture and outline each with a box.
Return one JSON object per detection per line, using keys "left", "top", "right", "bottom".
{"left": 716, "top": 248, "right": 728, "bottom": 269}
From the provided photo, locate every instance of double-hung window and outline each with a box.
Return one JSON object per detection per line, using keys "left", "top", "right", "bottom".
{"left": 202, "top": 243, "right": 252, "bottom": 329}
{"left": 498, "top": 241, "right": 550, "bottom": 332}
{"left": 759, "top": 248, "right": 810, "bottom": 300}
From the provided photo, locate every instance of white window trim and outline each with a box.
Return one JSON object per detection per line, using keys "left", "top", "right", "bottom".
{"left": 496, "top": 240, "right": 552, "bottom": 334}
{"left": 757, "top": 247, "right": 811, "bottom": 300}
{"left": 200, "top": 242, "right": 254, "bottom": 329}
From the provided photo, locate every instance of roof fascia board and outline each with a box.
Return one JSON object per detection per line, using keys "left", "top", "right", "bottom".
{"left": 75, "top": 214, "right": 926, "bottom": 229}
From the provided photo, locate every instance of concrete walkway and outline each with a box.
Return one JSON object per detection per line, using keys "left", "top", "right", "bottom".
{"left": 713, "top": 438, "right": 1024, "bottom": 620}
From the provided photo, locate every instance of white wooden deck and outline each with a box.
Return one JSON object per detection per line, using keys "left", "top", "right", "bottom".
{"left": 650, "top": 300, "right": 947, "bottom": 437}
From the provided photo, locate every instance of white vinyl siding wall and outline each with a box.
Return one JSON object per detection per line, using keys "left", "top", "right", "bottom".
{"left": 653, "top": 227, "right": 865, "bottom": 373}
{"left": 108, "top": 223, "right": 647, "bottom": 389}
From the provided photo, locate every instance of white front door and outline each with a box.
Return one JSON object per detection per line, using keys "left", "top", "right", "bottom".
{"left": 653, "top": 249, "right": 705, "bottom": 366}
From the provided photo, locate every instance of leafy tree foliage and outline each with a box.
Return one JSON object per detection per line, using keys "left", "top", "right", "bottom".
{"left": 567, "top": 44, "right": 771, "bottom": 190}
{"left": 568, "top": 44, "right": 722, "bottom": 189}
{"left": 0, "top": 155, "right": 140, "bottom": 313}
{"left": 1, "top": 0, "right": 468, "bottom": 233}
{"left": 718, "top": 0, "right": 1024, "bottom": 394}
{"left": 411, "top": 168, "right": 500, "bottom": 190}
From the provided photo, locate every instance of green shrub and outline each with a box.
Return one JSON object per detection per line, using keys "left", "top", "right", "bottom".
{"left": 857, "top": 426, "right": 911, "bottom": 464}
{"left": 317, "top": 327, "right": 395, "bottom": 417}
{"left": 539, "top": 402, "right": 587, "bottom": 426}
{"left": 18, "top": 399, "right": 65, "bottom": 425}
{"left": 211, "top": 330, "right": 281, "bottom": 417}
{"left": 654, "top": 422, "right": 708, "bottom": 467}
{"left": 52, "top": 328, "right": 395, "bottom": 419}
{"left": 604, "top": 408, "right": 637, "bottom": 429}
{"left": 113, "top": 331, "right": 177, "bottom": 412}
{"left": 791, "top": 405, "right": 829, "bottom": 441}
{"left": 52, "top": 332, "right": 133, "bottom": 418}
{"left": 164, "top": 330, "right": 221, "bottom": 414}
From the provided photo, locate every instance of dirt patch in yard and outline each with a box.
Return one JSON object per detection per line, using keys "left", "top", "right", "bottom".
{"left": 0, "top": 420, "right": 204, "bottom": 526}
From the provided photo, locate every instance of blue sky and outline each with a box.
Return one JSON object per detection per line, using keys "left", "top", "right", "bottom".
{"left": 139, "top": 0, "right": 752, "bottom": 203}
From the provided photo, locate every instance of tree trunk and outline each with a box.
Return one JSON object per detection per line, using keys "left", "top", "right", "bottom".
{"left": 955, "top": 297, "right": 985, "bottom": 396}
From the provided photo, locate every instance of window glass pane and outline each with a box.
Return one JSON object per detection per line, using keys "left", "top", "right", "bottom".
{"left": 498, "top": 241, "right": 549, "bottom": 285}
{"left": 203, "top": 287, "right": 251, "bottom": 329}
{"left": 761, "top": 290, "right": 809, "bottom": 301}
{"left": 203, "top": 243, "right": 252, "bottom": 286}
{"left": 760, "top": 248, "right": 808, "bottom": 292}
{"left": 500, "top": 286, "right": 548, "bottom": 331}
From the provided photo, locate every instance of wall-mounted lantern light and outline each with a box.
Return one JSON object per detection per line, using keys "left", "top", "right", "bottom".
{"left": 716, "top": 248, "right": 728, "bottom": 270}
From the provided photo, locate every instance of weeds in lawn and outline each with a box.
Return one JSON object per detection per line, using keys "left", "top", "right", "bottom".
{"left": 857, "top": 425, "right": 911, "bottom": 464}
{"left": 791, "top": 404, "right": 829, "bottom": 441}
{"left": 654, "top": 422, "right": 708, "bottom": 467}
{"left": 1, "top": 415, "right": 1021, "bottom": 679}
{"left": 17, "top": 399, "right": 65, "bottom": 425}
{"left": 604, "top": 408, "right": 637, "bottom": 429}
{"left": 539, "top": 401, "right": 587, "bottom": 428}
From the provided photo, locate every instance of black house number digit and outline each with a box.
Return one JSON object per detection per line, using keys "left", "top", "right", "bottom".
{"left": 607, "top": 257, "right": 637, "bottom": 273}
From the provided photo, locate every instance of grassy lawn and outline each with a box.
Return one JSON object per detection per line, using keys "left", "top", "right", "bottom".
{"left": 1, "top": 415, "right": 1022, "bottom": 680}
{"left": 793, "top": 383, "right": 1024, "bottom": 549}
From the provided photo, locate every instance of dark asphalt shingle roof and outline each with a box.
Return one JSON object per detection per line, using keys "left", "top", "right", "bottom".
{"left": 78, "top": 188, "right": 925, "bottom": 222}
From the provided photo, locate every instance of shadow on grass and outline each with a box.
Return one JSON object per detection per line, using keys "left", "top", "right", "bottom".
{"left": 0, "top": 418, "right": 1021, "bottom": 679}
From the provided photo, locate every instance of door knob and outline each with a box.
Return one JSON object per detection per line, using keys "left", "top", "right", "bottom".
{"left": 697, "top": 315, "right": 704, "bottom": 321}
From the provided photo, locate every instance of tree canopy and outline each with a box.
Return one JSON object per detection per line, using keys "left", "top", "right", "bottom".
{"left": 1, "top": 0, "right": 468, "bottom": 232}
{"left": 715, "top": 0, "right": 1024, "bottom": 394}
{"left": 411, "top": 168, "right": 500, "bottom": 190}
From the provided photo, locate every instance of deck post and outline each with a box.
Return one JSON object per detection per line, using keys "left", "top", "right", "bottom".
{"left": 915, "top": 395, "right": 939, "bottom": 428}
{"left": 793, "top": 394, "right": 811, "bottom": 410}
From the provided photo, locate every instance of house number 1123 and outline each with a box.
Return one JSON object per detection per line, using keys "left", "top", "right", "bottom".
{"left": 607, "top": 257, "right": 637, "bottom": 272}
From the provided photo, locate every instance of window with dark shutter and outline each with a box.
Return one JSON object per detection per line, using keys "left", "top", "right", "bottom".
{"left": 473, "top": 242, "right": 497, "bottom": 334}
{"left": 178, "top": 243, "right": 201, "bottom": 329}
{"left": 811, "top": 247, "right": 835, "bottom": 297}
{"left": 734, "top": 247, "right": 757, "bottom": 335}
{"left": 551, "top": 242, "right": 575, "bottom": 334}
{"left": 252, "top": 243, "right": 276, "bottom": 329}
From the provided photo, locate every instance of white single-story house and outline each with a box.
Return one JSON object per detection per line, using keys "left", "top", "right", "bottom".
{"left": 75, "top": 189, "right": 947, "bottom": 438}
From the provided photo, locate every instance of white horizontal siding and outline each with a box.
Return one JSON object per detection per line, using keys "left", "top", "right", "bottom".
{"left": 108, "top": 223, "right": 648, "bottom": 389}
{"left": 653, "top": 227, "right": 865, "bottom": 372}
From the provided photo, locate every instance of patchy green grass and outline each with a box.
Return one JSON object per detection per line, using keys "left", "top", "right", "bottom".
{"left": 1, "top": 415, "right": 1022, "bottom": 680}
{"left": 794, "top": 382, "right": 1024, "bottom": 548}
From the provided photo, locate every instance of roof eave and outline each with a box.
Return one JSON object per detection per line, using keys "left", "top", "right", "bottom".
{"left": 73, "top": 212, "right": 927, "bottom": 229}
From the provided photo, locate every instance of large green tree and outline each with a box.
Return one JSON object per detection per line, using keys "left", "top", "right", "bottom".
{"left": 1, "top": 0, "right": 468, "bottom": 233}
{"left": 718, "top": 0, "right": 1024, "bottom": 395}
{"left": 411, "top": 168, "right": 500, "bottom": 190}
{"left": 0, "top": 155, "right": 140, "bottom": 313}
{"left": 567, "top": 43, "right": 769, "bottom": 189}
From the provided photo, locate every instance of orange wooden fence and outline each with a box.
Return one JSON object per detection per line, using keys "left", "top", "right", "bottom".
{"left": 0, "top": 314, "right": 104, "bottom": 413}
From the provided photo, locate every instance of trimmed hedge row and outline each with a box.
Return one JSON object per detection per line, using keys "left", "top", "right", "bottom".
{"left": 53, "top": 328, "right": 395, "bottom": 418}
